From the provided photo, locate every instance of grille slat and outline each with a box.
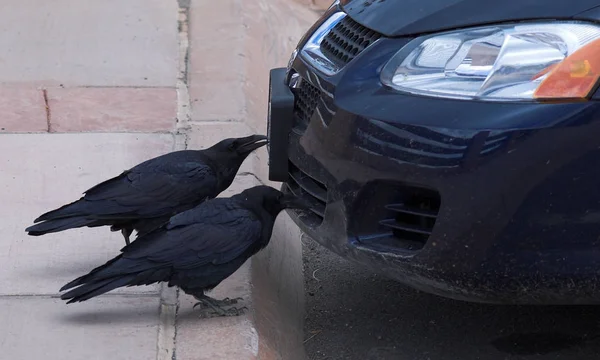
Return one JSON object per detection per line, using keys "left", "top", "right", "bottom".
{"left": 384, "top": 203, "right": 438, "bottom": 219}
{"left": 285, "top": 182, "right": 325, "bottom": 218}
{"left": 378, "top": 219, "right": 433, "bottom": 236}
{"left": 378, "top": 188, "right": 440, "bottom": 251}
{"left": 289, "top": 167, "right": 327, "bottom": 203}
{"left": 319, "top": 16, "right": 381, "bottom": 68}
{"left": 285, "top": 161, "right": 327, "bottom": 223}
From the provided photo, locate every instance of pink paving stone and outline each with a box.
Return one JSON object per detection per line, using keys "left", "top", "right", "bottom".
{"left": 0, "top": 87, "right": 47, "bottom": 132}
{"left": 47, "top": 87, "right": 177, "bottom": 132}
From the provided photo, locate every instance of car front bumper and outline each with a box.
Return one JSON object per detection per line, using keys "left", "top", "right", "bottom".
{"left": 267, "top": 29, "right": 600, "bottom": 305}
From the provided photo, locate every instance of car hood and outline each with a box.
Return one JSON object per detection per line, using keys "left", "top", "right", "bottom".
{"left": 340, "top": 0, "right": 600, "bottom": 37}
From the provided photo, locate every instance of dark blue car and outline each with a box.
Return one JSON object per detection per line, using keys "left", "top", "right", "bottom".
{"left": 266, "top": 0, "right": 600, "bottom": 304}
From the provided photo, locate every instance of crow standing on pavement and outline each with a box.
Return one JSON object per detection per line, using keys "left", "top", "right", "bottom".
{"left": 25, "top": 135, "right": 267, "bottom": 245}
{"left": 59, "top": 186, "right": 309, "bottom": 316}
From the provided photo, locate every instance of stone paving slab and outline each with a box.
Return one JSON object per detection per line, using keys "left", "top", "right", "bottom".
{"left": 0, "top": 0, "right": 178, "bottom": 87}
{"left": 0, "top": 86, "right": 47, "bottom": 132}
{"left": 48, "top": 87, "right": 177, "bottom": 132}
{"left": 176, "top": 264, "right": 257, "bottom": 360}
{"left": 0, "top": 133, "right": 174, "bottom": 295}
{"left": 0, "top": 296, "right": 160, "bottom": 360}
{"left": 188, "top": 0, "right": 246, "bottom": 121}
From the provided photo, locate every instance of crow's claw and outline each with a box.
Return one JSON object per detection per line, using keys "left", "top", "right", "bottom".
{"left": 197, "top": 306, "right": 248, "bottom": 318}
{"left": 192, "top": 294, "right": 247, "bottom": 318}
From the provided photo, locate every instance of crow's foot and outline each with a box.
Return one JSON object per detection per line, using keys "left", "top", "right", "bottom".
{"left": 192, "top": 295, "right": 246, "bottom": 318}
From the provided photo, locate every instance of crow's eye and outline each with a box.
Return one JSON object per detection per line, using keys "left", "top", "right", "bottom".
{"left": 228, "top": 142, "right": 236, "bottom": 150}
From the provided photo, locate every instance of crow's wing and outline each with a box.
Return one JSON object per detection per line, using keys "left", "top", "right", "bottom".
{"left": 35, "top": 152, "right": 218, "bottom": 224}
{"left": 81, "top": 153, "right": 218, "bottom": 219}
{"left": 126, "top": 200, "right": 263, "bottom": 268}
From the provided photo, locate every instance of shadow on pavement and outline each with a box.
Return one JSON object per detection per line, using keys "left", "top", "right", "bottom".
{"left": 303, "top": 237, "right": 600, "bottom": 360}
{"left": 55, "top": 297, "right": 160, "bottom": 325}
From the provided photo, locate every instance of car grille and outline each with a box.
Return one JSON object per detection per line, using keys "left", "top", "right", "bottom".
{"left": 379, "top": 194, "right": 441, "bottom": 251}
{"left": 351, "top": 182, "right": 441, "bottom": 252}
{"left": 284, "top": 161, "right": 327, "bottom": 225}
{"left": 292, "top": 79, "right": 321, "bottom": 132}
{"left": 319, "top": 16, "right": 382, "bottom": 68}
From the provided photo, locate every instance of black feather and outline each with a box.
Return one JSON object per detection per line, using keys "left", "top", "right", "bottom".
{"left": 26, "top": 217, "right": 105, "bottom": 236}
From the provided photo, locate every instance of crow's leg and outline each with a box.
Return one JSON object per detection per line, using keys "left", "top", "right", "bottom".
{"left": 192, "top": 293, "right": 246, "bottom": 317}
{"left": 121, "top": 228, "right": 133, "bottom": 246}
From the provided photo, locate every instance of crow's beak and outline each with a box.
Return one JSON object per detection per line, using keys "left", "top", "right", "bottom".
{"left": 281, "top": 193, "right": 312, "bottom": 211}
{"left": 237, "top": 134, "right": 268, "bottom": 154}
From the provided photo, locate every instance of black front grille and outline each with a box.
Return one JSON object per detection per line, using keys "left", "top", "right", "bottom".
{"left": 320, "top": 16, "right": 382, "bottom": 68}
{"left": 352, "top": 182, "right": 441, "bottom": 252}
{"left": 284, "top": 161, "right": 327, "bottom": 225}
{"left": 379, "top": 193, "right": 440, "bottom": 251}
{"left": 292, "top": 79, "right": 321, "bottom": 132}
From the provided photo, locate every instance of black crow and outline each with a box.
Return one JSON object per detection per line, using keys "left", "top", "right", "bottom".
{"left": 59, "top": 185, "right": 309, "bottom": 316}
{"left": 25, "top": 134, "right": 267, "bottom": 245}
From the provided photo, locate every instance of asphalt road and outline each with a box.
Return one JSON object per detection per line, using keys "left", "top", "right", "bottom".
{"left": 302, "top": 236, "right": 600, "bottom": 360}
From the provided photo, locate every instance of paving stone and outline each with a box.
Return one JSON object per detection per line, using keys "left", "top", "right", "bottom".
{"left": 0, "top": 296, "right": 160, "bottom": 360}
{"left": 0, "top": 86, "right": 47, "bottom": 132}
{"left": 176, "top": 263, "right": 258, "bottom": 360}
{"left": 188, "top": 0, "right": 246, "bottom": 121}
{"left": 0, "top": 0, "right": 178, "bottom": 87}
{"left": 48, "top": 87, "right": 177, "bottom": 132}
{"left": 0, "top": 133, "right": 173, "bottom": 295}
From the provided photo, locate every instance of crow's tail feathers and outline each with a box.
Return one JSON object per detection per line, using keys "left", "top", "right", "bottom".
{"left": 59, "top": 253, "right": 169, "bottom": 304}
{"left": 25, "top": 216, "right": 98, "bottom": 236}
{"left": 60, "top": 254, "right": 134, "bottom": 303}
{"left": 60, "top": 275, "right": 138, "bottom": 304}
{"left": 33, "top": 198, "right": 88, "bottom": 223}
{"left": 60, "top": 255, "right": 124, "bottom": 292}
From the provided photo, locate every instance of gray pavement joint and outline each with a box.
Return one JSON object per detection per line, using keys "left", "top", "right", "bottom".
{"left": 42, "top": 88, "right": 51, "bottom": 132}
{"left": 157, "top": 286, "right": 179, "bottom": 360}
{"left": 176, "top": 3, "right": 191, "bottom": 133}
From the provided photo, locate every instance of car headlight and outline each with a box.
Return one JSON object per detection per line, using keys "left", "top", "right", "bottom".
{"left": 380, "top": 22, "right": 600, "bottom": 101}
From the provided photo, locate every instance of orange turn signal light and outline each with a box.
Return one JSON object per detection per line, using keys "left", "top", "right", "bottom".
{"left": 533, "top": 38, "right": 600, "bottom": 100}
